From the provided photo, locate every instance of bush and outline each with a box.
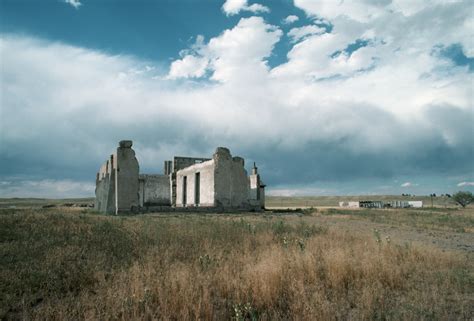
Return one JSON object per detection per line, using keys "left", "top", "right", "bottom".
{"left": 452, "top": 191, "right": 474, "bottom": 207}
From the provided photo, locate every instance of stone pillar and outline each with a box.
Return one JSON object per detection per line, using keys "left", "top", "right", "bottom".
{"left": 114, "top": 140, "right": 139, "bottom": 214}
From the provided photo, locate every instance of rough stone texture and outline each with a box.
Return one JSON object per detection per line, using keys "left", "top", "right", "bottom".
{"left": 173, "top": 156, "right": 211, "bottom": 172}
{"left": 115, "top": 144, "right": 139, "bottom": 213}
{"left": 174, "top": 148, "right": 264, "bottom": 210}
{"left": 95, "top": 142, "right": 139, "bottom": 214}
{"left": 213, "top": 148, "right": 251, "bottom": 209}
{"left": 96, "top": 141, "right": 265, "bottom": 213}
{"left": 95, "top": 155, "right": 116, "bottom": 213}
{"left": 119, "top": 140, "right": 133, "bottom": 148}
{"left": 139, "top": 174, "right": 171, "bottom": 206}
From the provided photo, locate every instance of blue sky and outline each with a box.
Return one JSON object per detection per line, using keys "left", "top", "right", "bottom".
{"left": 0, "top": 0, "right": 473, "bottom": 197}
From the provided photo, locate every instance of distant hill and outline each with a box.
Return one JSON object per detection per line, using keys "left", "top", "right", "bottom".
{"left": 0, "top": 195, "right": 457, "bottom": 209}
{"left": 0, "top": 198, "right": 95, "bottom": 209}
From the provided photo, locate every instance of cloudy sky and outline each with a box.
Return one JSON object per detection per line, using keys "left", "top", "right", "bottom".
{"left": 0, "top": 0, "right": 473, "bottom": 198}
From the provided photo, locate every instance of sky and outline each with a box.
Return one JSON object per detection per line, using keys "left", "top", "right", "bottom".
{"left": 0, "top": 0, "right": 473, "bottom": 198}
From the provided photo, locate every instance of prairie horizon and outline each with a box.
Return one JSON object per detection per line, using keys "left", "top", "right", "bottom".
{"left": 0, "top": 194, "right": 460, "bottom": 208}
{"left": 1, "top": 0, "right": 473, "bottom": 197}
{"left": 1, "top": 0, "right": 473, "bottom": 319}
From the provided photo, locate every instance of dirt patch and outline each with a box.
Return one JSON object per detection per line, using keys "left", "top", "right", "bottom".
{"left": 312, "top": 213, "right": 474, "bottom": 255}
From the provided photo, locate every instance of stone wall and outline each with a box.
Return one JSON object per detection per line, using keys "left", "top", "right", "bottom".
{"left": 174, "top": 147, "right": 263, "bottom": 210}
{"left": 170, "top": 156, "right": 212, "bottom": 205}
{"left": 95, "top": 140, "right": 139, "bottom": 214}
{"left": 213, "top": 148, "right": 250, "bottom": 208}
{"left": 95, "top": 155, "right": 116, "bottom": 213}
{"left": 139, "top": 174, "right": 171, "bottom": 206}
{"left": 115, "top": 141, "right": 139, "bottom": 213}
{"left": 172, "top": 156, "right": 211, "bottom": 172}
{"left": 175, "top": 159, "right": 215, "bottom": 207}
{"left": 96, "top": 141, "right": 265, "bottom": 212}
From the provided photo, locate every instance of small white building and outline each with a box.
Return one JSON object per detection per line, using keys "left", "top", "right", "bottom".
{"left": 339, "top": 201, "right": 360, "bottom": 208}
{"left": 407, "top": 201, "right": 423, "bottom": 208}
{"left": 338, "top": 200, "right": 424, "bottom": 209}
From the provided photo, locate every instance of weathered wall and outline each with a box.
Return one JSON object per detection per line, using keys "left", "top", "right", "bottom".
{"left": 139, "top": 174, "right": 171, "bottom": 206}
{"left": 173, "top": 157, "right": 211, "bottom": 172}
{"left": 95, "top": 141, "right": 139, "bottom": 214}
{"left": 230, "top": 156, "right": 251, "bottom": 207}
{"left": 95, "top": 163, "right": 107, "bottom": 211}
{"left": 96, "top": 141, "right": 265, "bottom": 212}
{"left": 115, "top": 141, "right": 139, "bottom": 213}
{"left": 169, "top": 156, "right": 211, "bottom": 205}
{"left": 95, "top": 155, "right": 116, "bottom": 213}
{"left": 213, "top": 148, "right": 250, "bottom": 208}
{"left": 163, "top": 161, "right": 172, "bottom": 175}
{"left": 175, "top": 159, "right": 215, "bottom": 207}
{"left": 259, "top": 185, "right": 265, "bottom": 208}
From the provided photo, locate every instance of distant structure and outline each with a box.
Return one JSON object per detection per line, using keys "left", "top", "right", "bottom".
{"left": 95, "top": 140, "right": 265, "bottom": 214}
{"left": 339, "top": 200, "right": 423, "bottom": 208}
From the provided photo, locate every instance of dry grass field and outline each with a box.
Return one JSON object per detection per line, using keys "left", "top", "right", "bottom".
{"left": 1, "top": 199, "right": 473, "bottom": 320}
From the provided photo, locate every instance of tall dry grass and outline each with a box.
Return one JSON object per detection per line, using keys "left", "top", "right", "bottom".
{"left": 1, "top": 208, "right": 472, "bottom": 320}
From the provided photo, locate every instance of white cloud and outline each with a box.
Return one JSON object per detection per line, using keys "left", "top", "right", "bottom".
{"left": 222, "top": 0, "right": 269, "bottom": 16}
{"left": 457, "top": 182, "right": 474, "bottom": 187}
{"left": 222, "top": 0, "right": 246, "bottom": 15}
{"left": 64, "top": 0, "right": 82, "bottom": 9}
{"left": 293, "top": 0, "right": 454, "bottom": 23}
{"left": 282, "top": 15, "right": 299, "bottom": 25}
{"left": 272, "top": 0, "right": 473, "bottom": 120}
{"left": 401, "top": 182, "right": 413, "bottom": 187}
{"left": 294, "top": 0, "right": 386, "bottom": 22}
{"left": 266, "top": 187, "right": 334, "bottom": 197}
{"left": 168, "top": 55, "right": 208, "bottom": 79}
{"left": 247, "top": 3, "right": 269, "bottom": 14}
{"left": 287, "top": 25, "right": 326, "bottom": 43}
{"left": 168, "top": 17, "right": 282, "bottom": 83}
{"left": 1, "top": 0, "right": 473, "bottom": 197}
{"left": 294, "top": 0, "right": 474, "bottom": 59}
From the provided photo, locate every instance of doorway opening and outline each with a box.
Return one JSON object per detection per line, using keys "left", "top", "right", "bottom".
{"left": 182, "top": 176, "right": 187, "bottom": 206}
{"left": 195, "top": 172, "right": 200, "bottom": 205}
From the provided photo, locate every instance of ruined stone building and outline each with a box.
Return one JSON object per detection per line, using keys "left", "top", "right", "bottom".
{"left": 95, "top": 140, "right": 265, "bottom": 214}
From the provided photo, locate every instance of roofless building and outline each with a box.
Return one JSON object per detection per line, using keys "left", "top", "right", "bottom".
{"left": 95, "top": 140, "right": 265, "bottom": 214}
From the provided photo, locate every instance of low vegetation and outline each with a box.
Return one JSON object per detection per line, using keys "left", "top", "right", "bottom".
{"left": 453, "top": 191, "right": 474, "bottom": 208}
{"left": 322, "top": 207, "right": 474, "bottom": 233}
{"left": 1, "top": 207, "right": 473, "bottom": 320}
